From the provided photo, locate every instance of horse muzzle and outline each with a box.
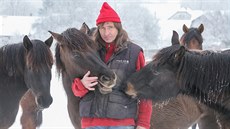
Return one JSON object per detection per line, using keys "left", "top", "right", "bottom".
{"left": 36, "top": 95, "right": 53, "bottom": 109}
{"left": 98, "top": 73, "right": 117, "bottom": 94}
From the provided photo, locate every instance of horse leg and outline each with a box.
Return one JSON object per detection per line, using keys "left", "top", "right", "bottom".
{"left": 0, "top": 98, "right": 20, "bottom": 129}
{"left": 191, "top": 124, "right": 197, "bottom": 129}
{"left": 197, "top": 106, "right": 220, "bottom": 129}
{"left": 216, "top": 114, "right": 230, "bottom": 129}
{"left": 20, "top": 90, "right": 42, "bottom": 129}
{"left": 0, "top": 108, "right": 19, "bottom": 129}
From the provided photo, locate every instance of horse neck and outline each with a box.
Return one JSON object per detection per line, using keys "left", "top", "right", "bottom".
{"left": 0, "top": 43, "right": 26, "bottom": 75}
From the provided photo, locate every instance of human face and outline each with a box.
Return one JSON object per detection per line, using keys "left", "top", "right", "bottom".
{"left": 99, "top": 22, "right": 118, "bottom": 43}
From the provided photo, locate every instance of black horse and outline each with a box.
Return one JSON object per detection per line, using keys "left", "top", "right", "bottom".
{"left": 49, "top": 23, "right": 117, "bottom": 128}
{"left": 125, "top": 31, "right": 230, "bottom": 125}
{"left": 0, "top": 35, "right": 53, "bottom": 129}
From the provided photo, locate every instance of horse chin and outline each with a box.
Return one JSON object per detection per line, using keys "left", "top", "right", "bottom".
{"left": 98, "top": 83, "right": 113, "bottom": 94}
{"left": 35, "top": 98, "right": 45, "bottom": 111}
{"left": 34, "top": 95, "right": 53, "bottom": 110}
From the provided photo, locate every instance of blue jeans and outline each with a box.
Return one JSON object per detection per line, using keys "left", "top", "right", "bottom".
{"left": 85, "top": 126, "right": 135, "bottom": 129}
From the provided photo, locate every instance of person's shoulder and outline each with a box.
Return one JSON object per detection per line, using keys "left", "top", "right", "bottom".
{"left": 126, "top": 41, "right": 143, "bottom": 51}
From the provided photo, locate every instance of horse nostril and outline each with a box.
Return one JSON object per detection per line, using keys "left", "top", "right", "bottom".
{"left": 100, "top": 75, "right": 110, "bottom": 81}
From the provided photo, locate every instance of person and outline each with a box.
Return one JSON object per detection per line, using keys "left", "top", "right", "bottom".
{"left": 72, "top": 2, "right": 152, "bottom": 129}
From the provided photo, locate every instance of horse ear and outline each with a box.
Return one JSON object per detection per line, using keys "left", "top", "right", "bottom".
{"left": 48, "top": 31, "right": 63, "bottom": 44}
{"left": 198, "top": 24, "right": 204, "bottom": 34}
{"left": 171, "top": 30, "right": 180, "bottom": 45}
{"left": 23, "top": 35, "right": 33, "bottom": 50}
{"left": 182, "top": 24, "right": 189, "bottom": 33}
{"left": 80, "top": 22, "right": 90, "bottom": 34}
{"left": 45, "top": 36, "right": 53, "bottom": 48}
{"left": 174, "top": 46, "right": 186, "bottom": 63}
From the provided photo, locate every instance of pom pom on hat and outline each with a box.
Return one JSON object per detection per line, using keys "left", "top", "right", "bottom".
{"left": 96, "top": 2, "right": 121, "bottom": 25}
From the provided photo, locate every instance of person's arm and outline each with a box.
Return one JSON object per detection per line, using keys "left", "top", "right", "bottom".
{"left": 72, "top": 78, "right": 89, "bottom": 97}
{"left": 72, "top": 71, "right": 98, "bottom": 97}
{"left": 136, "top": 99, "right": 152, "bottom": 129}
{"left": 135, "top": 51, "right": 153, "bottom": 129}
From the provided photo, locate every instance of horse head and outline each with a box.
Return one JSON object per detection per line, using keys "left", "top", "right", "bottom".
{"left": 125, "top": 31, "right": 183, "bottom": 101}
{"left": 23, "top": 35, "right": 53, "bottom": 109}
{"left": 180, "top": 24, "right": 204, "bottom": 50}
{"left": 50, "top": 25, "right": 117, "bottom": 94}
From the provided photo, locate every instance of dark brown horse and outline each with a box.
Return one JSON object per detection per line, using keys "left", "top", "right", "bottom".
{"left": 150, "top": 24, "right": 204, "bottom": 129}
{"left": 150, "top": 24, "right": 221, "bottom": 129}
{"left": 0, "top": 35, "right": 53, "bottom": 129}
{"left": 49, "top": 24, "right": 117, "bottom": 128}
{"left": 151, "top": 24, "right": 219, "bottom": 129}
{"left": 125, "top": 30, "right": 230, "bottom": 128}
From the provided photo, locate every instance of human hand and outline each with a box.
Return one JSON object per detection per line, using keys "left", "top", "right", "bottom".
{"left": 136, "top": 126, "right": 146, "bottom": 129}
{"left": 81, "top": 71, "right": 98, "bottom": 91}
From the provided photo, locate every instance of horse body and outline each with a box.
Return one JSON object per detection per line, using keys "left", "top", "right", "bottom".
{"left": 150, "top": 24, "right": 215, "bottom": 129}
{"left": 0, "top": 36, "right": 53, "bottom": 129}
{"left": 50, "top": 23, "right": 117, "bottom": 129}
{"left": 125, "top": 32, "right": 230, "bottom": 128}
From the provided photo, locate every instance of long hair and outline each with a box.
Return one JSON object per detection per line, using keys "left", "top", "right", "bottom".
{"left": 94, "top": 22, "right": 129, "bottom": 52}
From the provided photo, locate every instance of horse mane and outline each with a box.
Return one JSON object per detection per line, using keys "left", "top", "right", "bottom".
{"left": 0, "top": 44, "right": 25, "bottom": 76}
{"left": 0, "top": 41, "right": 53, "bottom": 76}
{"left": 178, "top": 49, "right": 230, "bottom": 105}
{"left": 154, "top": 44, "right": 230, "bottom": 113}
{"left": 55, "top": 27, "right": 98, "bottom": 76}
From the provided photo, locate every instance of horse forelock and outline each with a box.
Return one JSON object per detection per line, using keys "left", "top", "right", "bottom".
{"left": 26, "top": 40, "right": 53, "bottom": 71}
{"left": 178, "top": 50, "right": 230, "bottom": 99}
{"left": 61, "top": 28, "right": 98, "bottom": 52}
{"left": 183, "top": 28, "right": 203, "bottom": 45}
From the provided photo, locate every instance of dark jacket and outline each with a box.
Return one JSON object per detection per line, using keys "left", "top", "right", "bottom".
{"left": 79, "top": 42, "right": 142, "bottom": 119}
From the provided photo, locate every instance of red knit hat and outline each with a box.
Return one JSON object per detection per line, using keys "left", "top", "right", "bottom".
{"left": 96, "top": 2, "right": 121, "bottom": 25}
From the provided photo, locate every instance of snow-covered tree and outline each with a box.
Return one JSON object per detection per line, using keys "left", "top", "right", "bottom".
{"left": 32, "top": 0, "right": 160, "bottom": 53}
{"left": 0, "top": 0, "right": 40, "bottom": 16}
{"left": 191, "top": 11, "right": 230, "bottom": 49}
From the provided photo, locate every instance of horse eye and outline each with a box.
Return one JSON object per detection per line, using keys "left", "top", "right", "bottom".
{"left": 72, "top": 52, "right": 80, "bottom": 58}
